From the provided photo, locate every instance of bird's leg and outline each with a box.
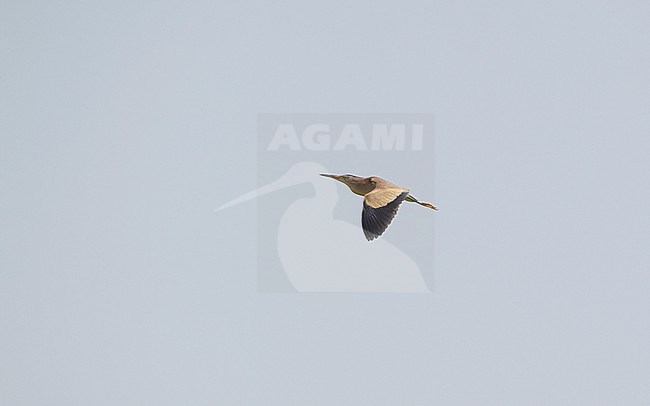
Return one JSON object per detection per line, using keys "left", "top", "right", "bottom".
{"left": 406, "top": 195, "right": 438, "bottom": 211}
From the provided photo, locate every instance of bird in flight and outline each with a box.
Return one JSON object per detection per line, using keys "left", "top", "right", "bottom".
{"left": 319, "top": 173, "right": 437, "bottom": 241}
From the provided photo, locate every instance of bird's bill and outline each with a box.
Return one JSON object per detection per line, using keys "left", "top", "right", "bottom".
{"left": 319, "top": 173, "right": 341, "bottom": 180}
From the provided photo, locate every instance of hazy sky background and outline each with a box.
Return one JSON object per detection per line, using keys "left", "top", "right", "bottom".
{"left": 1, "top": 1, "right": 649, "bottom": 404}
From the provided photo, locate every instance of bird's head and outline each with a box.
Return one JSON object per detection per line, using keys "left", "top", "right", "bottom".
{"left": 319, "top": 173, "right": 359, "bottom": 183}
{"left": 319, "top": 173, "right": 376, "bottom": 195}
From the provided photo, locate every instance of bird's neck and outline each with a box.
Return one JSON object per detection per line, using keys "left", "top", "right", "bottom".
{"left": 346, "top": 181, "right": 375, "bottom": 196}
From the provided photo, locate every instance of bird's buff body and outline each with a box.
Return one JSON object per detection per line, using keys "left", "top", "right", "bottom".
{"left": 319, "top": 173, "right": 437, "bottom": 241}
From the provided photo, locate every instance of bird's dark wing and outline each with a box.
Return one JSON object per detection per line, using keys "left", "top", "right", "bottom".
{"left": 362, "top": 189, "right": 409, "bottom": 241}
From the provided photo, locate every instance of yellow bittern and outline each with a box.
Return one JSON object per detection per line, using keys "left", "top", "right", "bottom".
{"left": 320, "top": 173, "right": 437, "bottom": 241}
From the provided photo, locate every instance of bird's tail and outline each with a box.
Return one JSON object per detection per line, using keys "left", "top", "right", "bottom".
{"left": 406, "top": 195, "right": 438, "bottom": 211}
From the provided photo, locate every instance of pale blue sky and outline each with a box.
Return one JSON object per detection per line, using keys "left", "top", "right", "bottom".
{"left": 1, "top": 1, "right": 649, "bottom": 404}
